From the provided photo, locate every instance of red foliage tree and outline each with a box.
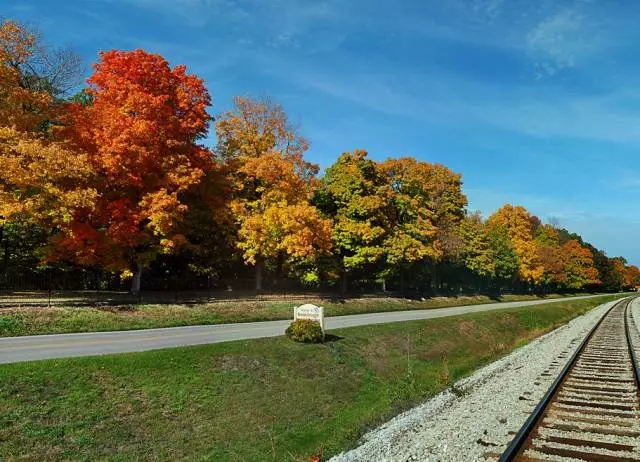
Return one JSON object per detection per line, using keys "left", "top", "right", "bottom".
{"left": 61, "top": 49, "right": 214, "bottom": 292}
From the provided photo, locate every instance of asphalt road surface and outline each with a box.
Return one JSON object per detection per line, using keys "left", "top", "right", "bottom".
{"left": 0, "top": 294, "right": 614, "bottom": 364}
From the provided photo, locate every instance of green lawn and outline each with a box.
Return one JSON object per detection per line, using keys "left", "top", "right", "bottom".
{"left": 0, "top": 295, "right": 622, "bottom": 461}
{"left": 0, "top": 292, "right": 608, "bottom": 337}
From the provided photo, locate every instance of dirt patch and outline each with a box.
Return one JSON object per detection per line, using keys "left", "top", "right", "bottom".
{"left": 457, "top": 319, "right": 477, "bottom": 337}
{"left": 494, "top": 313, "right": 520, "bottom": 329}
{"left": 416, "top": 338, "right": 458, "bottom": 361}
{"left": 362, "top": 340, "right": 403, "bottom": 377}
{"left": 215, "top": 355, "right": 266, "bottom": 373}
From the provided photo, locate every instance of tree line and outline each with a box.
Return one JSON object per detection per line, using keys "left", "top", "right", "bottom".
{"left": 1, "top": 19, "right": 638, "bottom": 296}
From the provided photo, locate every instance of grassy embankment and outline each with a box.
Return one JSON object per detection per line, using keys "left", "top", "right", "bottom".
{"left": 0, "top": 292, "right": 609, "bottom": 337}
{"left": 0, "top": 294, "right": 623, "bottom": 461}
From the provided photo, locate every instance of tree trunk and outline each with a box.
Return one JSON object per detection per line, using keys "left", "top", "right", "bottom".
{"left": 429, "top": 260, "right": 438, "bottom": 294}
{"left": 1, "top": 226, "right": 8, "bottom": 280}
{"left": 0, "top": 224, "right": 7, "bottom": 288}
{"left": 341, "top": 270, "right": 348, "bottom": 295}
{"left": 381, "top": 278, "right": 386, "bottom": 293}
{"left": 131, "top": 261, "right": 143, "bottom": 295}
{"left": 255, "top": 257, "right": 264, "bottom": 292}
{"left": 275, "top": 251, "right": 284, "bottom": 288}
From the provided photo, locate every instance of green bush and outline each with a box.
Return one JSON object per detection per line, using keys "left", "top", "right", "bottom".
{"left": 0, "top": 315, "right": 26, "bottom": 336}
{"left": 285, "top": 319, "right": 324, "bottom": 343}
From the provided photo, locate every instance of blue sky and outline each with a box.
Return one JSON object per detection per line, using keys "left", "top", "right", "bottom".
{"left": 6, "top": 0, "right": 640, "bottom": 264}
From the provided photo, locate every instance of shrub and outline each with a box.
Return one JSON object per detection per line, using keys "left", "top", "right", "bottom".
{"left": 0, "top": 315, "right": 25, "bottom": 336}
{"left": 285, "top": 319, "right": 324, "bottom": 343}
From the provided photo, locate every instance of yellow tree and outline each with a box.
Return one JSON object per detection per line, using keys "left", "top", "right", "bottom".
{"left": 0, "top": 20, "right": 94, "bottom": 253}
{"left": 0, "top": 128, "right": 97, "bottom": 225}
{"left": 215, "top": 96, "right": 332, "bottom": 290}
{"left": 487, "top": 204, "right": 544, "bottom": 285}
{"left": 0, "top": 19, "right": 51, "bottom": 132}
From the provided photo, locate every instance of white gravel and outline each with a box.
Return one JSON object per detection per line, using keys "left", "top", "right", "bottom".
{"left": 330, "top": 298, "right": 631, "bottom": 462}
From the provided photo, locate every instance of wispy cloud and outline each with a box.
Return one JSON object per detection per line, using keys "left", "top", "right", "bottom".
{"left": 279, "top": 64, "right": 640, "bottom": 145}
{"left": 526, "top": 9, "right": 601, "bottom": 78}
{"left": 97, "top": 0, "right": 346, "bottom": 53}
{"left": 610, "top": 173, "right": 640, "bottom": 192}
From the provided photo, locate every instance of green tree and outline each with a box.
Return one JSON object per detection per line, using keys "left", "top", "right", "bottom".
{"left": 459, "top": 213, "right": 494, "bottom": 280}
{"left": 315, "top": 150, "right": 391, "bottom": 293}
{"left": 379, "top": 157, "right": 440, "bottom": 290}
{"left": 487, "top": 224, "right": 519, "bottom": 287}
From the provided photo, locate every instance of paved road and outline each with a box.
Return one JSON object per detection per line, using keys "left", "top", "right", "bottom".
{"left": 0, "top": 294, "right": 615, "bottom": 364}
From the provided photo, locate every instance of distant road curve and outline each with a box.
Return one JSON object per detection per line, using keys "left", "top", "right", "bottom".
{"left": 0, "top": 294, "right": 617, "bottom": 364}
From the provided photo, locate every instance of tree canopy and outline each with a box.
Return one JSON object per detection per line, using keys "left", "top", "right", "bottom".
{"left": 1, "top": 17, "right": 637, "bottom": 295}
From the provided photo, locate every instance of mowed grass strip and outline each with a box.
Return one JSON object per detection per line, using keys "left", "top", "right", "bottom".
{"left": 0, "top": 292, "right": 604, "bottom": 337}
{"left": 0, "top": 295, "right": 624, "bottom": 461}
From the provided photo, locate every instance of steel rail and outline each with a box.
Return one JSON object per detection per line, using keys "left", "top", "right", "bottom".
{"left": 498, "top": 297, "right": 631, "bottom": 462}
{"left": 625, "top": 298, "right": 640, "bottom": 393}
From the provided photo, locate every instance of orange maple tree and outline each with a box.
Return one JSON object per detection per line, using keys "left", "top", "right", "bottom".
{"left": 561, "top": 239, "right": 600, "bottom": 289}
{"left": 60, "top": 49, "right": 214, "bottom": 292}
{"left": 624, "top": 264, "right": 640, "bottom": 288}
{"left": 534, "top": 224, "right": 565, "bottom": 287}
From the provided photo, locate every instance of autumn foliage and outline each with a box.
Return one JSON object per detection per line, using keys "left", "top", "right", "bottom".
{"left": 57, "top": 49, "right": 214, "bottom": 290}
{"left": 1, "top": 18, "right": 636, "bottom": 294}
{"left": 215, "top": 97, "right": 332, "bottom": 288}
{"left": 0, "top": 19, "right": 94, "bottom": 233}
{"left": 0, "top": 20, "right": 51, "bottom": 132}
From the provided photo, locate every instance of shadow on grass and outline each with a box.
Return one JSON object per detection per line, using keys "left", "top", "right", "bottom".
{"left": 323, "top": 334, "right": 343, "bottom": 343}
{"left": 95, "top": 304, "right": 138, "bottom": 313}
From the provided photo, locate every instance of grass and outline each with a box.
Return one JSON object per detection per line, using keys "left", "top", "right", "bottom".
{"left": 0, "top": 292, "right": 610, "bottom": 337}
{"left": 0, "top": 294, "right": 623, "bottom": 461}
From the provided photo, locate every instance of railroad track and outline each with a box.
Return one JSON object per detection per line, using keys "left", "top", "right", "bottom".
{"left": 499, "top": 296, "right": 640, "bottom": 461}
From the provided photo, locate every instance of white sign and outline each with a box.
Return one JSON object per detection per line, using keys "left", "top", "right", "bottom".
{"left": 294, "top": 303, "right": 324, "bottom": 332}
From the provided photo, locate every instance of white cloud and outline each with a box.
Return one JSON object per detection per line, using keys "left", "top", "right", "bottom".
{"left": 464, "top": 93, "right": 640, "bottom": 143}
{"left": 395, "top": 1, "right": 620, "bottom": 79}
{"left": 282, "top": 66, "right": 640, "bottom": 145}
{"left": 474, "top": 0, "right": 504, "bottom": 19}
{"left": 526, "top": 9, "right": 592, "bottom": 75}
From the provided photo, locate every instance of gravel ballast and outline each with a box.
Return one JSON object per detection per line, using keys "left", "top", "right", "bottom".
{"left": 330, "top": 298, "right": 632, "bottom": 462}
